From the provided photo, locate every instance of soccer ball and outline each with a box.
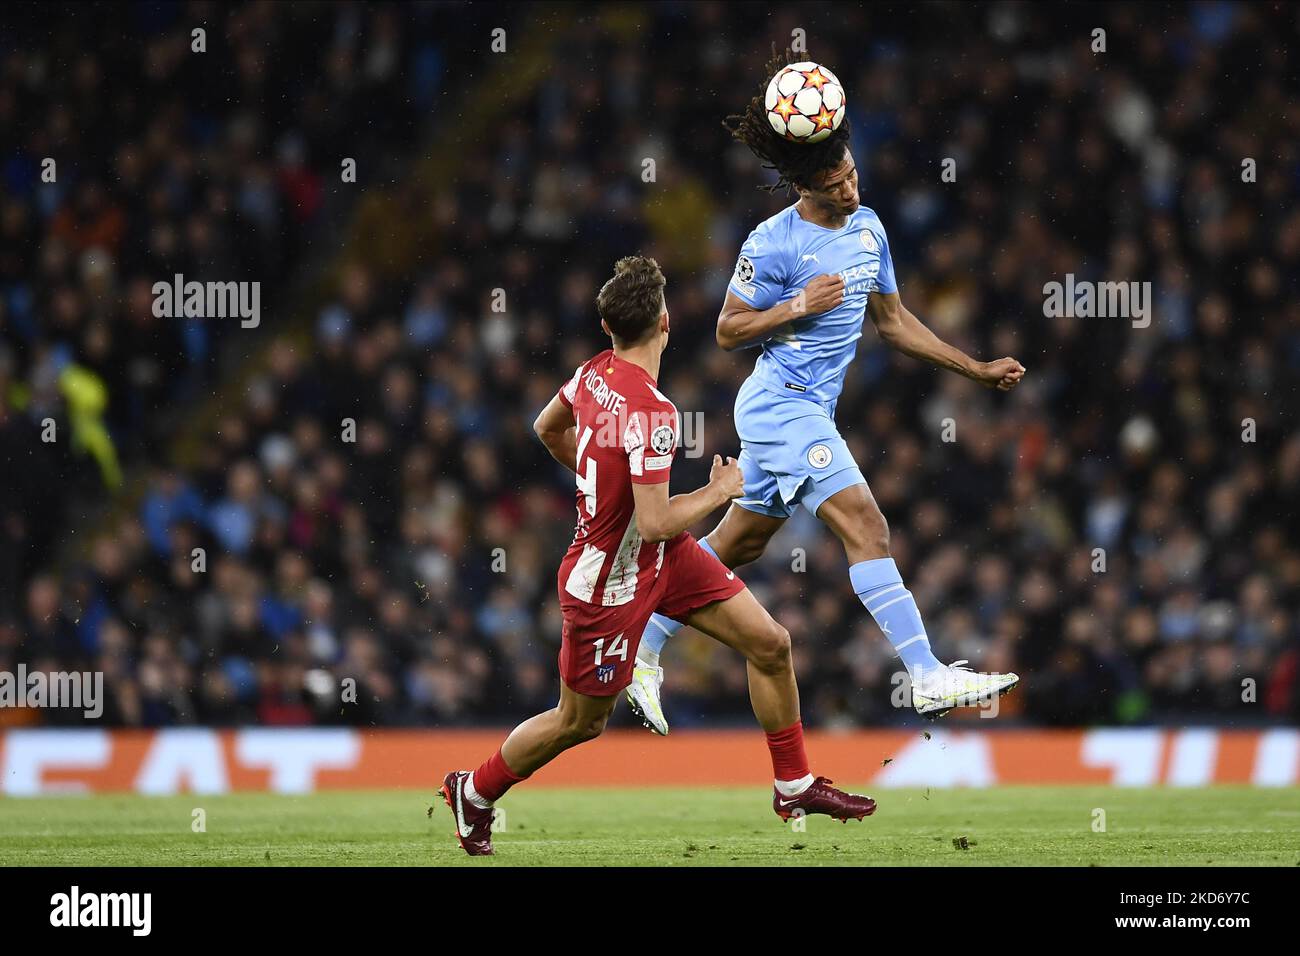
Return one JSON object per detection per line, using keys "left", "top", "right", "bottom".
{"left": 765, "top": 62, "right": 846, "bottom": 143}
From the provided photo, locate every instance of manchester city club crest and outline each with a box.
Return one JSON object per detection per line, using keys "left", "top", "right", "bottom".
{"left": 807, "top": 443, "right": 833, "bottom": 469}
{"left": 860, "top": 230, "right": 878, "bottom": 253}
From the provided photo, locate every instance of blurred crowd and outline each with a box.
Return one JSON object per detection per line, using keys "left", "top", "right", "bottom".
{"left": 0, "top": 1, "right": 458, "bottom": 607}
{"left": 3, "top": 2, "right": 1298, "bottom": 729}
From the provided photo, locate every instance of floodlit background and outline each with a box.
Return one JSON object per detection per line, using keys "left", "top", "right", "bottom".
{"left": 1, "top": 0, "right": 1297, "bottom": 753}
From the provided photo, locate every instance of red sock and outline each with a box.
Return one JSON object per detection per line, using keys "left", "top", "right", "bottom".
{"left": 765, "top": 720, "right": 811, "bottom": 782}
{"left": 470, "top": 747, "right": 528, "bottom": 803}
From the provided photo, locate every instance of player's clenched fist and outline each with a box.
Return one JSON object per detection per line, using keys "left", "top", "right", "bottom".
{"left": 795, "top": 273, "right": 846, "bottom": 316}
{"left": 709, "top": 454, "right": 745, "bottom": 500}
{"left": 974, "top": 357, "right": 1026, "bottom": 391}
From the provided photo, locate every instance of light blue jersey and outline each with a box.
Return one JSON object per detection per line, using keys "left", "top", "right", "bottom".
{"left": 724, "top": 203, "right": 895, "bottom": 519}
{"left": 728, "top": 203, "right": 896, "bottom": 408}
{"left": 641, "top": 202, "right": 950, "bottom": 688}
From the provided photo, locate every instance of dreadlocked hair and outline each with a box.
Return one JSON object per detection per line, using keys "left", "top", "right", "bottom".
{"left": 722, "top": 45, "right": 851, "bottom": 194}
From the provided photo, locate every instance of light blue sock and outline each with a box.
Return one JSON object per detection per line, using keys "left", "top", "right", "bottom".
{"left": 849, "top": 557, "right": 943, "bottom": 679}
{"left": 638, "top": 614, "right": 678, "bottom": 664}
{"left": 639, "top": 537, "right": 721, "bottom": 664}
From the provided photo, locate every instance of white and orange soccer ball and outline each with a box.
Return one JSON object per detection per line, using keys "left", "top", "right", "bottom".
{"left": 764, "top": 62, "right": 846, "bottom": 144}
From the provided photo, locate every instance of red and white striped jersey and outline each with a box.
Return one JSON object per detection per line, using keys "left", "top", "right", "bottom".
{"left": 555, "top": 349, "right": 680, "bottom": 607}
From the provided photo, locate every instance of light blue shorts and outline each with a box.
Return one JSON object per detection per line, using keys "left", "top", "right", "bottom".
{"left": 732, "top": 376, "right": 865, "bottom": 519}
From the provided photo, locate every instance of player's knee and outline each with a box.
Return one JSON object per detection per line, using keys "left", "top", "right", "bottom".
{"left": 866, "top": 515, "right": 890, "bottom": 556}
{"left": 732, "top": 527, "right": 774, "bottom": 566}
{"left": 749, "top": 621, "right": 792, "bottom": 674}
{"left": 734, "top": 540, "right": 766, "bottom": 566}
{"left": 582, "top": 711, "right": 611, "bottom": 741}
{"left": 560, "top": 709, "right": 609, "bottom": 745}
{"left": 844, "top": 508, "right": 890, "bottom": 558}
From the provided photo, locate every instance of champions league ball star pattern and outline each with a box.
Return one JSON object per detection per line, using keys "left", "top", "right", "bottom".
{"left": 765, "top": 62, "right": 846, "bottom": 143}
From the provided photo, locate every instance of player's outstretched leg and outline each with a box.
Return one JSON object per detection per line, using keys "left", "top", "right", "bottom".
{"left": 627, "top": 534, "right": 730, "bottom": 734}
{"left": 628, "top": 506, "right": 786, "bottom": 735}
{"left": 441, "top": 683, "right": 618, "bottom": 856}
{"left": 684, "top": 588, "right": 876, "bottom": 822}
{"left": 626, "top": 613, "right": 675, "bottom": 735}
{"left": 818, "top": 484, "right": 1020, "bottom": 719}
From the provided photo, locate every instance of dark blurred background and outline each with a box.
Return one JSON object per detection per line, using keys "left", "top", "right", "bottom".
{"left": 1, "top": 1, "right": 1297, "bottom": 730}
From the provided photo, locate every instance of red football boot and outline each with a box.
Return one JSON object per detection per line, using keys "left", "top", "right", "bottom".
{"left": 773, "top": 776, "right": 877, "bottom": 822}
{"left": 440, "top": 770, "right": 495, "bottom": 856}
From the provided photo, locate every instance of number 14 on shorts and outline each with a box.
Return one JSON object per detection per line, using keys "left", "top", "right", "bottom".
{"left": 593, "top": 633, "right": 629, "bottom": 664}
{"left": 593, "top": 633, "right": 629, "bottom": 684}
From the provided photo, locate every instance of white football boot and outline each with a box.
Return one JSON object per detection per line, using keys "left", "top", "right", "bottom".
{"left": 911, "top": 660, "right": 1019, "bottom": 719}
{"left": 625, "top": 660, "right": 669, "bottom": 735}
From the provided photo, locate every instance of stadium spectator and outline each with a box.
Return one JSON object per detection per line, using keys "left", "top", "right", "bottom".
{"left": 4, "top": 2, "right": 1297, "bottom": 730}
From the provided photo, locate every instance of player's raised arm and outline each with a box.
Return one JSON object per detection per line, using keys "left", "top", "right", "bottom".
{"left": 533, "top": 392, "right": 579, "bottom": 472}
{"left": 631, "top": 454, "right": 743, "bottom": 543}
{"left": 866, "top": 290, "right": 1026, "bottom": 392}
{"left": 716, "top": 276, "right": 844, "bottom": 351}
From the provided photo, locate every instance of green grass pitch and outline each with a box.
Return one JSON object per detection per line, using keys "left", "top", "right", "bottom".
{"left": 1, "top": 786, "right": 1296, "bottom": 866}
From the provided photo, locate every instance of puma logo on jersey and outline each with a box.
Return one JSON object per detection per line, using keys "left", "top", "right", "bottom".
{"left": 800, "top": 253, "right": 819, "bottom": 263}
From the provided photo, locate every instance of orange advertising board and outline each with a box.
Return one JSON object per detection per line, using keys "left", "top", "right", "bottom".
{"left": 0, "top": 728, "right": 1294, "bottom": 795}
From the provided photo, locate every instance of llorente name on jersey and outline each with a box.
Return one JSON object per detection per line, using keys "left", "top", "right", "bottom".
{"left": 580, "top": 366, "right": 626, "bottom": 414}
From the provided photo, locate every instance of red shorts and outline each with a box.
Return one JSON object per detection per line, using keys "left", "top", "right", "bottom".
{"left": 558, "top": 532, "right": 744, "bottom": 696}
